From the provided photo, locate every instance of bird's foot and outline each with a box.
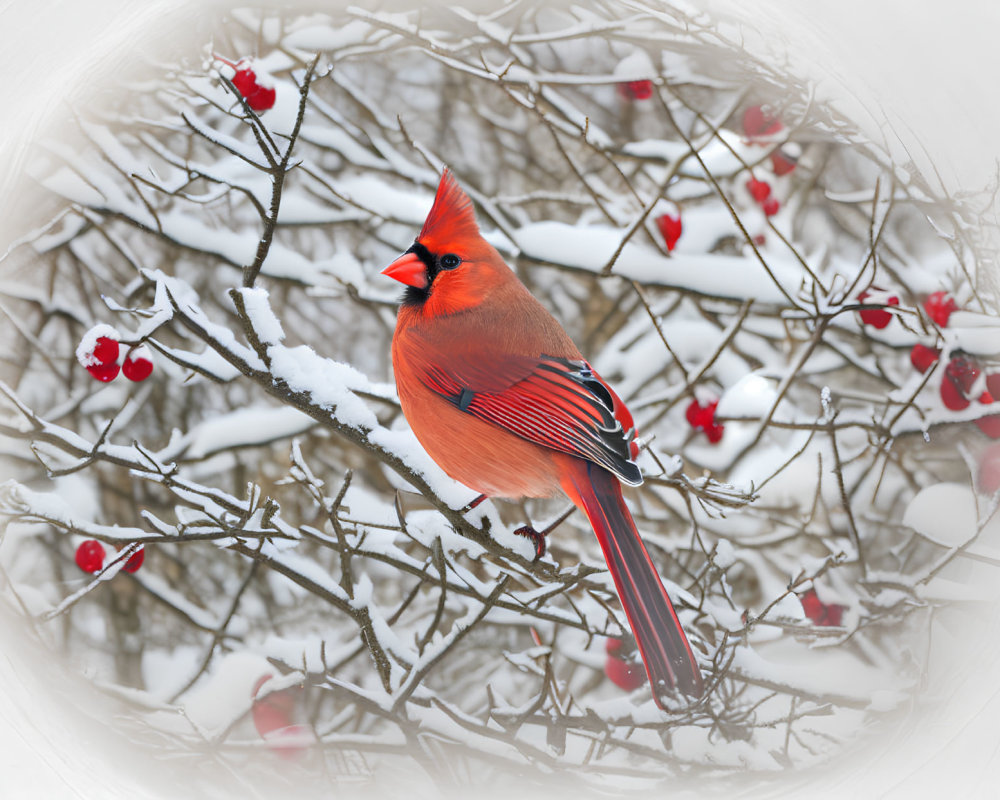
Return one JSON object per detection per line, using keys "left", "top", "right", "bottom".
{"left": 460, "top": 494, "right": 488, "bottom": 513}
{"left": 513, "top": 524, "right": 547, "bottom": 560}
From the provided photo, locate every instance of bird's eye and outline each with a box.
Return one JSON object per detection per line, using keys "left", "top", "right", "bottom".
{"left": 440, "top": 253, "right": 461, "bottom": 270}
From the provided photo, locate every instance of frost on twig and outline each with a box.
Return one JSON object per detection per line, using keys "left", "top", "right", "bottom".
{"left": 0, "top": 1, "right": 996, "bottom": 786}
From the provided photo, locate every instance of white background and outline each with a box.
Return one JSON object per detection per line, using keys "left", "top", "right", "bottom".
{"left": 2, "top": 1, "right": 999, "bottom": 797}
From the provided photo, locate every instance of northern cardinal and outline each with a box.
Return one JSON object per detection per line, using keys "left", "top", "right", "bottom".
{"left": 382, "top": 170, "right": 704, "bottom": 702}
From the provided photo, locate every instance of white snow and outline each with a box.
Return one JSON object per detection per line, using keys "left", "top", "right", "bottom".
{"left": 513, "top": 221, "right": 795, "bottom": 304}
{"left": 902, "top": 483, "right": 985, "bottom": 548}
{"left": 283, "top": 20, "right": 373, "bottom": 51}
{"left": 75, "top": 323, "right": 120, "bottom": 366}
{"left": 234, "top": 287, "right": 285, "bottom": 345}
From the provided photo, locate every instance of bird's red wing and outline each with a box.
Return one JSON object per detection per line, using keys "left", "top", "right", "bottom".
{"left": 417, "top": 352, "right": 642, "bottom": 486}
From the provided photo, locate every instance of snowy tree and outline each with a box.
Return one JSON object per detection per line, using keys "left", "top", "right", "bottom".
{"left": 0, "top": 2, "right": 997, "bottom": 788}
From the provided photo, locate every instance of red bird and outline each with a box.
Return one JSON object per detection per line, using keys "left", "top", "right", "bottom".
{"left": 382, "top": 170, "right": 704, "bottom": 702}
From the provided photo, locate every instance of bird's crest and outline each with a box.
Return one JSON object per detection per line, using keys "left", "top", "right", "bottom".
{"left": 419, "top": 169, "right": 480, "bottom": 246}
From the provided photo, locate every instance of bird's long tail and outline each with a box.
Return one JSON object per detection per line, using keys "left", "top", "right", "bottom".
{"left": 561, "top": 459, "right": 704, "bottom": 703}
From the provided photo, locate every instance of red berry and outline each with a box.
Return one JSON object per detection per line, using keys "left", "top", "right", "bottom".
{"left": 745, "top": 177, "right": 771, "bottom": 203}
{"left": 800, "top": 589, "right": 823, "bottom": 621}
{"left": 800, "top": 588, "right": 844, "bottom": 627}
{"left": 762, "top": 197, "right": 780, "bottom": 217}
{"left": 770, "top": 149, "right": 798, "bottom": 175}
{"left": 945, "top": 354, "right": 981, "bottom": 394}
{"left": 940, "top": 379, "right": 970, "bottom": 411}
{"left": 976, "top": 415, "right": 1000, "bottom": 438}
{"left": 910, "top": 344, "right": 940, "bottom": 373}
{"left": 122, "top": 348, "right": 154, "bottom": 382}
{"left": 685, "top": 398, "right": 724, "bottom": 443}
{"left": 924, "top": 291, "right": 959, "bottom": 327}
{"left": 86, "top": 361, "right": 120, "bottom": 382}
{"left": 92, "top": 336, "right": 119, "bottom": 365}
{"left": 685, "top": 398, "right": 712, "bottom": 428}
{"left": 857, "top": 290, "right": 899, "bottom": 329}
{"left": 742, "top": 105, "right": 783, "bottom": 142}
{"left": 940, "top": 355, "right": 980, "bottom": 411}
{"left": 603, "top": 638, "right": 645, "bottom": 690}
{"left": 618, "top": 80, "right": 653, "bottom": 101}
{"left": 655, "top": 213, "right": 682, "bottom": 252}
{"left": 79, "top": 332, "right": 121, "bottom": 382}
{"left": 123, "top": 547, "right": 145, "bottom": 573}
{"left": 822, "top": 603, "right": 844, "bottom": 627}
{"left": 252, "top": 676, "right": 297, "bottom": 737}
{"left": 231, "top": 66, "right": 276, "bottom": 112}
{"left": 75, "top": 540, "right": 105, "bottom": 573}
{"left": 751, "top": 234, "right": 767, "bottom": 246}
{"left": 252, "top": 675, "right": 307, "bottom": 759}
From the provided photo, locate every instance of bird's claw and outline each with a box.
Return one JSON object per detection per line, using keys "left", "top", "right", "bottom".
{"left": 513, "top": 524, "right": 547, "bottom": 560}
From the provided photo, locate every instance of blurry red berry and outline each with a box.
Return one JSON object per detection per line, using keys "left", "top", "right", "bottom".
{"left": 655, "top": 213, "right": 682, "bottom": 252}
{"left": 857, "top": 290, "right": 899, "bottom": 329}
{"left": 762, "top": 197, "right": 780, "bottom": 217}
{"left": 822, "top": 604, "right": 843, "bottom": 627}
{"left": 742, "top": 105, "right": 783, "bottom": 141}
{"left": 909, "top": 344, "right": 940, "bottom": 373}
{"left": 976, "top": 415, "right": 1000, "bottom": 438}
{"left": 685, "top": 398, "right": 724, "bottom": 444}
{"left": 704, "top": 424, "right": 724, "bottom": 444}
{"left": 122, "top": 349, "right": 154, "bottom": 382}
{"left": 252, "top": 675, "right": 307, "bottom": 759}
{"left": 945, "top": 354, "right": 981, "bottom": 394}
{"left": 604, "top": 638, "right": 645, "bottom": 690}
{"left": 924, "top": 291, "right": 959, "bottom": 327}
{"left": 75, "top": 540, "right": 105, "bottom": 573}
{"left": 123, "top": 547, "right": 145, "bottom": 573}
{"left": 745, "top": 177, "right": 771, "bottom": 203}
{"left": 770, "top": 149, "right": 798, "bottom": 175}
{"left": 940, "top": 379, "right": 970, "bottom": 411}
{"left": 800, "top": 588, "right": 844, "bottom": 627}
{"left": 751, "top": 234, "right": 767, "bottom": 246}
{"left": 618, "top": 80, "right": 653, "bottom": 101}
{"left": 939, "top": 354, "right": 980, "bottom": 411}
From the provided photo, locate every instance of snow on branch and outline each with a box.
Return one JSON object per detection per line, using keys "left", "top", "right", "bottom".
{"left": 0, "top": 0, "right": 995, "bottom": 785}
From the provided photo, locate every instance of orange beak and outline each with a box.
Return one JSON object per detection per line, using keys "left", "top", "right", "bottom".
{"left": 381, "top": 251, "right": 427, "bottom": 289}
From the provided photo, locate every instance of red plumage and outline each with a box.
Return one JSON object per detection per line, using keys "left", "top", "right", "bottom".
{"left": 383, "top": 170, "right": 704, "bottom": 702}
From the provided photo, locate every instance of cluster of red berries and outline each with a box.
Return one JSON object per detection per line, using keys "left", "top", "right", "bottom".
{"left": 907, "top": 291, "right": 1000, "bottom": 434}
{"left": 74, "top": 539, "right": 144, "bottom": 574}
{"left": 77, "top": 327, "right": 154, "bottom": 383}
{"left": 685, "top": 397, "right": 724, "bottom": 444}
{"left": 745, "top": 176, "right": 780, "bottom": 218}
{"left": 604, "top": 637, "right": 645, "bottom": 690}
{"left": 856, "top": 288, "right": 1000, "bottom": 437}
{"left": 740, "top": 105, "right": 801, "bottom": 228}
{"left": 742, "top": 105, "right": 799, "bottom": 175}
{"left": 215, "top": 55, "right": 276, "bottom": 112}
{"left": 799, "top": 587, "right": 844, "bottom": 627}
